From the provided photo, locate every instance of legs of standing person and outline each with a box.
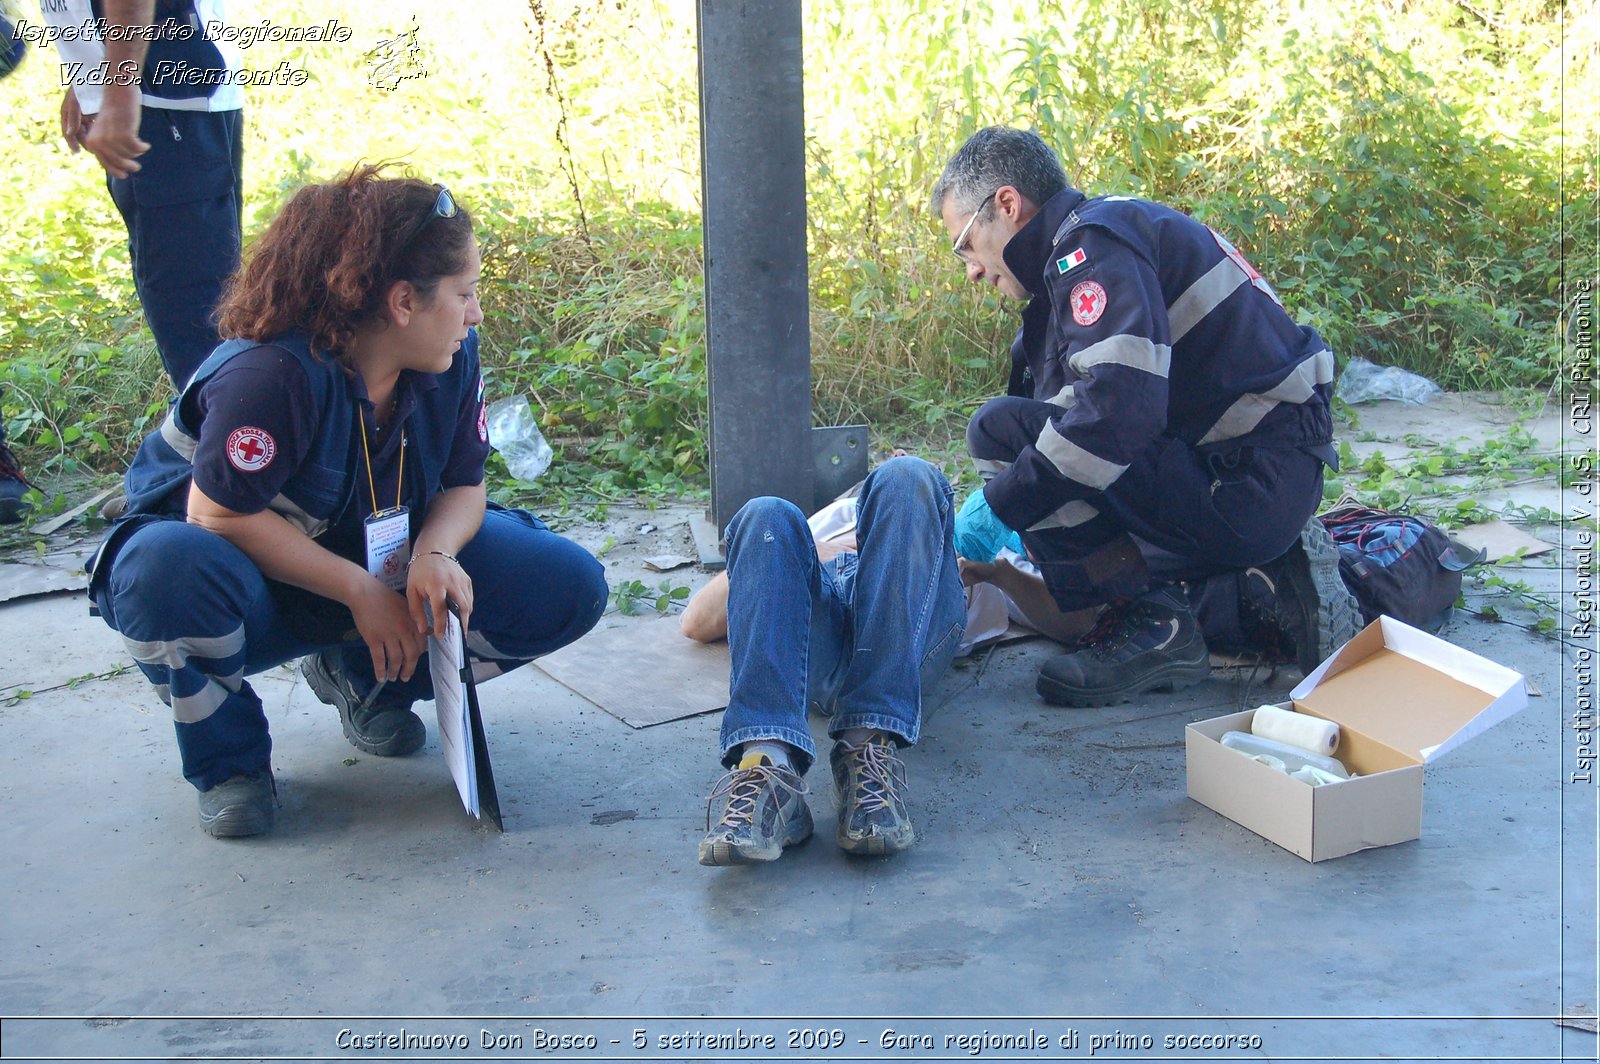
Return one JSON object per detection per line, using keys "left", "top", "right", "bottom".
{"left": 107, "top": 107, "right": 243, "bottom": 390}
{"left": 0, "top": 403, "right": 36, "bottom": 524}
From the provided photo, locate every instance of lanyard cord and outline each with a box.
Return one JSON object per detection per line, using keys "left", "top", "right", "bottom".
{"left": 358, "top": 404, "right": 406, "bottom": 514}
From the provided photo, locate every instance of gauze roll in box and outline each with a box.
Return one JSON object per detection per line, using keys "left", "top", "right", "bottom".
{"left": 1250, "top": 704, "right": 1340, "bottom": 756}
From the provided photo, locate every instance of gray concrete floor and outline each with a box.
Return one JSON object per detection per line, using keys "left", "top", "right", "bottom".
{"left": 0, "top": 393, "right": 1595, "bottom": 1063}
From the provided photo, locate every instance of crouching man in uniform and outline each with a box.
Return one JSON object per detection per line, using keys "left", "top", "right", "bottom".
{"left": 932, "top": 126, "right": 1359, "bottom": 706}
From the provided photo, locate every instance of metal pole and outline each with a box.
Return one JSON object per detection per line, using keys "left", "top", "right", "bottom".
{"left": 696, "top": 0, "right": 814, "bottom": 536}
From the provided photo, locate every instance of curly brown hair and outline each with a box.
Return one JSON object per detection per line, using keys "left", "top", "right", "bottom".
{"left": 215, "top": 163, "right": 475, "bottom": 365}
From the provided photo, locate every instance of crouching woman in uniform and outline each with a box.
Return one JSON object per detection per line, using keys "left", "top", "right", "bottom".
{"left": 87, "top": 164, "right": 608, "bottom": 838}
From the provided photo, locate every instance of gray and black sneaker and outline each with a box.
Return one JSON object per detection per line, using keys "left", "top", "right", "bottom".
{"left": 830, "top": 733, "right": 915, "bottom": 855}
{"left": 197, "top": 771, "right": 277, "bottom": 838}
{"left": 699, "top": 752, "right": 813, "bottom": 865}
{"left": 1036, "top": 587, "right": 1211, "bottom": 707}
{"left": 1242, "top": 517, "right": 1364, "bottom": 675}
{"left": 302, "top": 649, "right": 426, "bottom": 757}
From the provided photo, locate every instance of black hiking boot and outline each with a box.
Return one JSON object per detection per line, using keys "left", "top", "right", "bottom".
{"left": 1036, "top": 587, "right": 1210, "bottom": 707}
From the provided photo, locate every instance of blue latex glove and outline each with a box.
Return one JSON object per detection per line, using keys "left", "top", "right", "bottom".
{"left": 953, "top": 487, "right": 1015, "bottom": 563}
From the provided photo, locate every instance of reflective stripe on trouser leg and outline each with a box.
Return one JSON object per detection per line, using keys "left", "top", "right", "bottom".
{"left": 98, "top": 521, "right": 284, "bottom": 791}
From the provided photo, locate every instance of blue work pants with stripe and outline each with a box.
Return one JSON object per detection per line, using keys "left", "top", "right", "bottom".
{"left": 968, "top": 396, "right": 1324, "bottom": 611}
{"left": 93, "top": 507, "right": 607, "bottom": 791}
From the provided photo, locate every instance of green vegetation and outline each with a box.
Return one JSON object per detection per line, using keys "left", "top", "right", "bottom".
{"left": 0, "top": 0, "right": 1591, "bottom": 512}
{"left": 611, "top": 577, "right": 692, "bottom": 617}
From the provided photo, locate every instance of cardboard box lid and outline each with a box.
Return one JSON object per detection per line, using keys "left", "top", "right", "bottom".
{"left": 1288, "top": 616, "right": 1527, "bottom": 764}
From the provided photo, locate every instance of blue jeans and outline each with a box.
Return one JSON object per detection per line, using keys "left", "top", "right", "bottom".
{"left": 718, "top": 456, "right": 967, "bottom": 774}
{"left": 94, "top": 506, "right": 607, "bottom": 791}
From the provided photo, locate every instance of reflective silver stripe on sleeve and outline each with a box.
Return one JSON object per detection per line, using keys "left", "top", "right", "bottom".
{"left": 1035, "top": 423, "right": 1129, "bottom": 491}
{"left": 972, "top": 458, "right": 1011, "bottom": 480}
{"left": 1197, "top": 348, "right": 1337, "bottom": 446}
{"left": 268, "top": 494, "right": 329, "bottom": 539}
{"left": 1167, "top": 258, "right": 1247, "bottom": 344}
{"left": 1067, "top": 334, "right": 1171, "bottom": 380}
{"left": 1042, "top": 383, "right": 1078, "bottom": 409}
{"left": 1027, "top": 500, "right": 1100, "bottom": 530}
{"left": 158, "top": 409, "right": 200, "bottom": 462}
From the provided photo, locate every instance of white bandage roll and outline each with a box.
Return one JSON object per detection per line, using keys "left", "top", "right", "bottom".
{"left": 1250, "top": 704, "right": 1340, "bottom": 756}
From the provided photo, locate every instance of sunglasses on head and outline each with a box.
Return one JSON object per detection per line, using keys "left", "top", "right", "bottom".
{"left": 400, "top": 184, "right": 457, "bottom": 252}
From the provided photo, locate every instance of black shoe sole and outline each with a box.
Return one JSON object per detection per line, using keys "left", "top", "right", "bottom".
{"left": 1036, "top": 656, "right": 1212, "bottom": 707}
{"left": 1280, "top": 521, "right": 1364, "bottom": 674}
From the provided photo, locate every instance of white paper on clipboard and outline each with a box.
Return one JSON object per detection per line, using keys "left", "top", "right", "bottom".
{"left": 429, "top": 609, "right": 477, "bottom": 816}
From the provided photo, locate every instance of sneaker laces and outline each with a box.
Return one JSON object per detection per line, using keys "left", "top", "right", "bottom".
{"left": 840, "top": 738, "right": 907, "bottom": 815}
{"left": 705, "top": 761, "right": 808, "bottom": 832}
{"left": 0, "top": 441, "right": 36, "bottom": 489}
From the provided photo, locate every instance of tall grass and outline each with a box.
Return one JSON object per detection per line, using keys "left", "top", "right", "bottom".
{"left": 0, "top": 0, "right": 1590, "bottom": 501}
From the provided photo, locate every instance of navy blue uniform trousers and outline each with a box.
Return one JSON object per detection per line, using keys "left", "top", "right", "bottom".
{"left": 107, "top": 107, "right": 244, "bottom": 389}
{"left": 968, "top": 395, "right": 1325, "bottom": 611}
{"left": 93, "top": 507, "right": 607, "bottom": 791}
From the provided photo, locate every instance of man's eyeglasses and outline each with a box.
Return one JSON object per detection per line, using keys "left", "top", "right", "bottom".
{"left": 951, "top": 190, "right": 997, "bottom": 261}
{"left": 401, "top": 184, "right": 457, "bottom": 252}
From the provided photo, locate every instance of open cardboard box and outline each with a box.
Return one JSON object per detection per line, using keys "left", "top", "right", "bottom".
{"left": 1185, "top": 616, "right": 1528, "bottom": 861}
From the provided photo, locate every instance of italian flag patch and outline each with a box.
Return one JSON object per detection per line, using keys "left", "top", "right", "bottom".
{"left": 1056, "top": 247, "right": 1087, "bottom": 274}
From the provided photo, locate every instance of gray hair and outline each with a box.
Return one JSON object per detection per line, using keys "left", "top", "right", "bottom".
{"left": 929, "top": 126, "right": 1069, "bottom": 218}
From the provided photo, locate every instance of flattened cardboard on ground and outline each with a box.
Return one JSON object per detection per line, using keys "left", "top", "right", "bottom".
{"left": 1451, "top": 518, "right": 1555, "bottom": 562}
{"left": 533, "top": 613, "right": 729, "bottom": 728}
{"left": 1186, "top": 616, "right": 1527, "bottom": 862}
{"left": 0, "top": 562, "right": 87, "bottom": 603}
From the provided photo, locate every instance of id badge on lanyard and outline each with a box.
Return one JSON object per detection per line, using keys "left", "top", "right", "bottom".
{"left": 359, "top": 401, "right": 409, "bottom": 591}
{"left": 366, "top": 505, "right": 410, "bottom": 591}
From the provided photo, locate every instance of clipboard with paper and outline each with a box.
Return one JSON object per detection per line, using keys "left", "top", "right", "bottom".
{"left": 428, "top": 604, "right": 503, "bottom": 831}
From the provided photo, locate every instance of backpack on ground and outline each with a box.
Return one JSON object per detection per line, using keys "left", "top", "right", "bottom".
{"left": 1318, "top": 496, "right": 1485, "bottom": 633}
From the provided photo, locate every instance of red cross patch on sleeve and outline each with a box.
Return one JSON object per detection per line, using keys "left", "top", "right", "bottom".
{"left": 1070, "top": 280, "right": 1107, "bottom": 326}
{"left": 225, "top": 426, "right": 277, "bottom": 472}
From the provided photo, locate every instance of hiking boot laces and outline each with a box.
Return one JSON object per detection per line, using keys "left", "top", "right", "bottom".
{"left": 842, "top": 739, "right": 908, "bottom": 816}
{"left": 1077, "top": 598, "right": 1151, "bottom": 657}
{"left": 705, "top": 762, "right": 809, "bottom": 832}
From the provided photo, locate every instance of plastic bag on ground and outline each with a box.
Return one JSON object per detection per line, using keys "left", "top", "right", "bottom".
{"left": 1336, "top": 356, "right": 1442, "bottom": 405}
{"left": 485, "top": 395, "right": 553, "bottom": 483}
